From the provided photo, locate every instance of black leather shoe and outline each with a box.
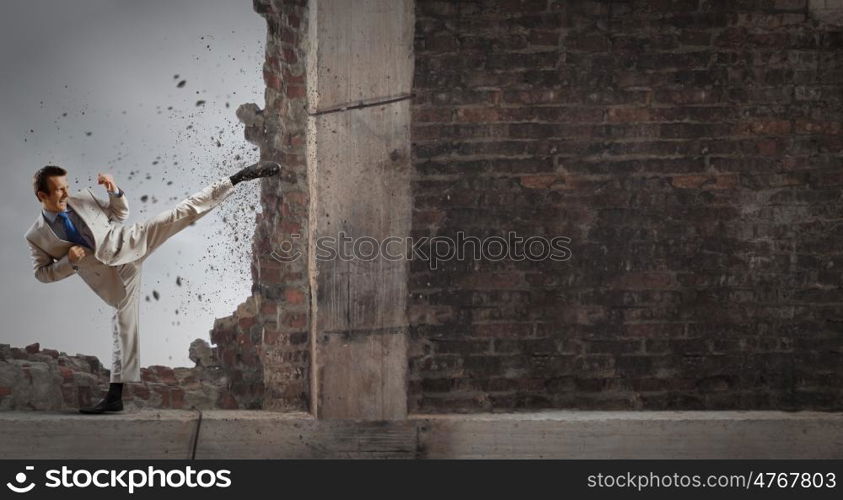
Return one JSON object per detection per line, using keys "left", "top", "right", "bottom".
{"left": 230, "top": 161, "right": 281, "bottom": 184}
{"left": 79, "top": 397, "right": 124, "bottom": 414}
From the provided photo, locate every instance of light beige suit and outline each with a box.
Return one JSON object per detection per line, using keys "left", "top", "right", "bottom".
{"left": 24, "top": 177, "right": 236, "bottom": 382}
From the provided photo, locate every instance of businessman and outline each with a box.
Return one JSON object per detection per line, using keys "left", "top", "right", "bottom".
{"left": 24, "top": 161, "right": 281, "bottom": 414}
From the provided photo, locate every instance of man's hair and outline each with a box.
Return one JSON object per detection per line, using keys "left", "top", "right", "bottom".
{"left": 33, "top": 165, "right": 67, "bottom": 201}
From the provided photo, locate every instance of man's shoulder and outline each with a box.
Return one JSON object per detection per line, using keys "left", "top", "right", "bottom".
{"left": 24, "top": 215, "right": 44, "bottom": 243}
{"left": 70, "top": 188, "right": 94, "bottom": 201}
{"left": 68, "top": 189, "right": 102, "bottom": 209}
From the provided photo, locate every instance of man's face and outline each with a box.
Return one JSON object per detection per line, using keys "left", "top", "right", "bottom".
{"left": 38, "top": 175, "right": 70, "bottom": 212}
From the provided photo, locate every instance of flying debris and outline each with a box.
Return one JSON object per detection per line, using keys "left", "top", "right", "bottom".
{"left": 177, "top": 80, "right": 187, "bottom": 88}
{"left": 152, "top": 290, "right": 160, "bottom": 301}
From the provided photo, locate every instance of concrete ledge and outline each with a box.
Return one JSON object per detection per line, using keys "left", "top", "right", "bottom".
{"left": 0, "top": 410, "right": 199, "bottom": 459}
{"left": 197, "top": 411, "right": 416, "bottom": 459}
{"left": 2, "top": 410, "right": 842, "bottom": 459}
{"left": 416, "top": 411, "right": 843, "bottom": 459}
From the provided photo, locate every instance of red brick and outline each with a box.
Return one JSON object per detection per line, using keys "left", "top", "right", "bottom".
{"left": 284, "top": 191, "right": 308, "bottom": 207}
{"left": 458, "top": 272, "right": 527, "bottom": 290}
{"left": 287, "top": 13, "right": 300, "bottom": 28}
{"left": 220, "top": 349, "right": 236, "bottom": 367}
{"left": 284, "top": 288, "right": 306, "bottom": 305}
{"left": 171, "top": 388, "right": 185, "bottom": 409}
{"left": 279, "top": 26, "right": 298, "bottom": 44}
{"left": 58, "top": 366, "right": 74, "bottom": 383}
{"left": 794, "top": 120, "right": 842, "bottom": 135}
{"left": 151, "top": 366, "right": 178, "bottom": 386}
{"left": 129, "top": 384, "right": 150, "bottom": 400}
{"left": 286, "top": 85, "right": 306, "bottom": 99}
{"left": 612, "top": 272, "right": 677, "bottom": 290}
{"left": 263, "top": 68, "right": 282, "bottom": 92}
{"left": 455, "top": 107, "right": 500, "bottom": 122}
{"left": 282, "top": 48, "right": 298, "bottom": 64}
{"left": 210, "top": 327, "right": 235, "bottom": 345}
{"left": 217, "top": 390, "right": 239, "bottom": 409}
{"left": 238, "top": 317, "right": 257, "bottom": 330}
{"left": 520, "top": 174, "right": 559, "bottom": 189}
{"left": 236, "top": 333, "right": 253, "bottom": 348}
{"left": 756, "top": 139, "right": 779, "bottom": 156}
{"left": 154, "top": 386, "right": 171, "bottom": 408}
{"left": 282, "top": 312, "right": 307, "bottom": 329}
{"left": 260, "top": 302, "right": 278, "bottom": 316}
{"left": 607, "top": 107, "right": 651, "bottom": 123}
{"left": 265, "top": 55, "right": 280, "bottom": 71}
{"left": 670, "top": 174, "right": 738, "bottom": 190}
{"left": 140, "top": 368, "right": 157, "bottom": 383}
{"left": 264, "top": 329, "right": 282, "bottom": 345}
{"left": 735, "top": 119, "right": 792, "bottom": 136}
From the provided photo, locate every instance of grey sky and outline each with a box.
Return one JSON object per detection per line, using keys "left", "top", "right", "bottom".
{"left": 0, "top": 0, "right": 267, "bottom": 367}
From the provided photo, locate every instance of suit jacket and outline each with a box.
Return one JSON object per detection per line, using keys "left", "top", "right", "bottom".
{"left": 24, "top": 188, "right": 132, "bottom": 307}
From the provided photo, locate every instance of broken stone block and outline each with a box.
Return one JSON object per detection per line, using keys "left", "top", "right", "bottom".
{"left": 0, "top": 341, "right": 240, "bottom": 411}
{"left": 41, "top": 349, "right": 60, "bottom": 359}
{"left": 9, "top": 360, "right": 62, "bottom": 410}
{"left": 30, "top": 353, "right": 55, "bottom": 364}
{"left": 189, "top": 338, "right": 215, "bottom": 368}
{"left": 236, "top": 102, "right": 264, "bottom": 128}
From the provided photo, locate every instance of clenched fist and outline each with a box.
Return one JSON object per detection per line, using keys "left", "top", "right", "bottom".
{"left": 97, "top": 173, "right": 118, "bottom": 193}
{"left": 68, "top": 245, "right": 87, "bottom": 264}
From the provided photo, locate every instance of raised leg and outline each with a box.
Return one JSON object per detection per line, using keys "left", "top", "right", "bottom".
{"left": 104, "top": 177, "right": 236, "bottom": 266}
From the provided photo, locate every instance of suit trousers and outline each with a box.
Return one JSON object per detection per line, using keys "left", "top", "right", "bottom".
{"left": 105, "top": 177, "right": 235, "bottom": 383}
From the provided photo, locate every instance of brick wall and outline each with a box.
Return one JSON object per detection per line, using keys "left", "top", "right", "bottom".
{"left": 182, "top": 0, "right": 312, "bottom": 412}
{"left": 227, "top": 0, "right": 311, "bottom": 411}
{"left": 408, "top": 0, "right": 843, "bottom": 411}
{"left": 0, "top": 340, "right": 228, "bottom": 411}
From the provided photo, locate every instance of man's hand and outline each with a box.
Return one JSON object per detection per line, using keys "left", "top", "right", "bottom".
{"left": 67, "top": 245, "right": 87, "bottom": 264}
{"left": 97, "top": 173, "right": 118, "bottom": 193}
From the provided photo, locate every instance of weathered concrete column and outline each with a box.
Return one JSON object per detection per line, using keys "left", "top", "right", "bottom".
{"left": 306, "top": 0, "right": 414, "bottom": 419}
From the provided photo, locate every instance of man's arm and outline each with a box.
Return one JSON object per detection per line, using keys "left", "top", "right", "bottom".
{"left": 26, "top": 238, "right": 77, "bottom": 283}
{"left": 107, "top": 188, "right": 129, "bottom": 222}
{"left": 98, "top": 172, "right": 129, "bottom": 222}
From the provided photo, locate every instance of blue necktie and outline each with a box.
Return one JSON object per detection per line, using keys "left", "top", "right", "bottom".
{"left": 57, "top": 211, "right": 92, "bottom": 249}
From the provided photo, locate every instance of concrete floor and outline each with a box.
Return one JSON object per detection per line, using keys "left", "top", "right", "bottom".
{"left": 2, "top": 410, "right": 842, "bottom": 459}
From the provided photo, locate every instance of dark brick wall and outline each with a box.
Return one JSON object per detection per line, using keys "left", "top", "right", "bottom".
{"left": 409, "top": 0, "right": 843, "bottom": 411}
